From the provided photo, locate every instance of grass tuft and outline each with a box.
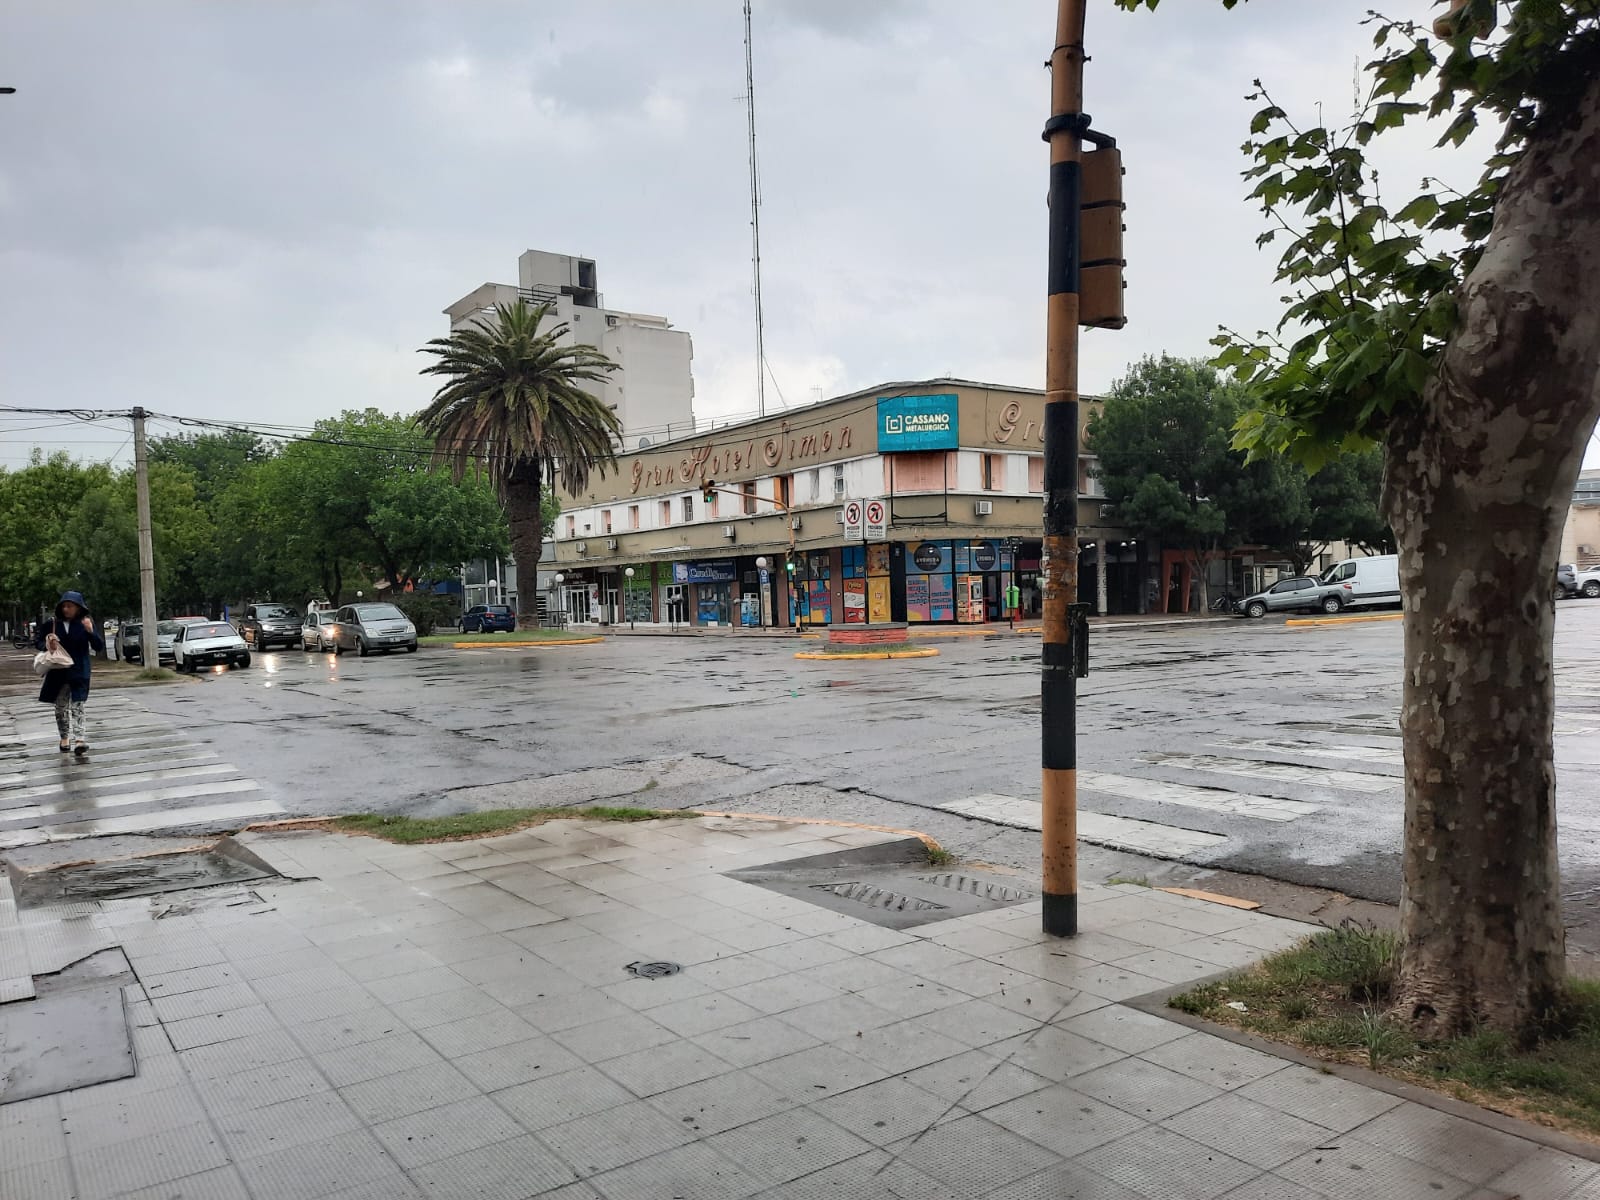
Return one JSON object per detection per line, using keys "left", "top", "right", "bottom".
{"left": 329, "top": 806, "right": 700, "bottom": 844}
{"left": 1167, "top": 922, "right": 1600, "bottom": 1139}
{"left": 925, "top": 845, "right": 956, "bottom": 867}
{"left": 1106, "top": 875, "right": 1152, "bottom": 888}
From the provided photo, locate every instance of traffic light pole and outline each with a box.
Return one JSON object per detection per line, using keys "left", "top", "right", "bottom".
{"left": 1040, "top": 0, "right": 1087, "bottom": 938}
{"left": 131, "top": 407, "right": 160, "bottom": 667}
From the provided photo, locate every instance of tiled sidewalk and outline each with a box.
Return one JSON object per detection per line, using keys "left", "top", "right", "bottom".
{"left": 2, "top": 816, "right": 1596, "bottom": 1200}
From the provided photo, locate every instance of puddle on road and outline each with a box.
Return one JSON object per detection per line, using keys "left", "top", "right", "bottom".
{"left": 12, "top": 848, "right": 275, "bottom": 908}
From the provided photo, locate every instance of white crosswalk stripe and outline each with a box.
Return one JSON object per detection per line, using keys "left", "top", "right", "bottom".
{"left": 940, "top": 794, "right": 1227, "bottom": 859}
{"left": 1147, "top": 752, "right": 1398, "bottom": 794}
{"left": 0, "top": 696, "right": 283, "bottom": 847}
{"left": 1212, "top": 736, "right": 1404, "bottom": 766}
{"left": 1077, "top": 771, "right": 1319, "bottom": 821}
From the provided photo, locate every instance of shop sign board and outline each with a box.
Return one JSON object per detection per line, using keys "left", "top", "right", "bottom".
{"left": 673, "top": 560, "right": 738, "bottom": 584}
{"left": 877, "top": 394, "right": 959, "bottom": 452}
{"left": 842, "top": 499, "right": 863, "bottom": 540}
{"left": 864, "top": 499, "right": 888, "bottom": 541}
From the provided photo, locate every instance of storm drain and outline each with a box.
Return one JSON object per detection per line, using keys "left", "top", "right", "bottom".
{"left": 810, "top": 881, "right": 947, "bottom": 914}
{"left": 918, "top": 873, "right": 1034, "bottom": 904}
{"left": 729, "top": 839, "right": 1037, "bottom": 930}
{"left": 625, "top": 960, "right": 682, "bottom": 979}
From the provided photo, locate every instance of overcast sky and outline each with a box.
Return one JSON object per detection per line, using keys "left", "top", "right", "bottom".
{"left": 3, "top": 1, "right": 1592, "bottom": 469}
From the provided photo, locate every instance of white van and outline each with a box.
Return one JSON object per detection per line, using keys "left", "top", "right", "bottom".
{"left": 1318, "top": 554, "right": 1401, "bottom": 611}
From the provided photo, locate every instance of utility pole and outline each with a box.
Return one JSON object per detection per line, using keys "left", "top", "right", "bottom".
{"left": 1040, "top": 0, "right": 1088, "bottom": 938}
{"left": 131, "top": 407, "right": 160, "bottom": 664}
{"left": 742, "top": 0, "right": 768, "bottom": 419}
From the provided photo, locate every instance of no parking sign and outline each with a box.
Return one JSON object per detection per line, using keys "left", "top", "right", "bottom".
{"left": 865, "top": 499, "right": 887, "bottom": 541}
{"left": 842, "top": 499, "right": 863, "bottom": 540}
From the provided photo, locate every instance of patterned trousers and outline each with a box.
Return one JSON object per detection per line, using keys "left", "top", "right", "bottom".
{"left": 54, "top": 693, "right": 86, "bottom": 745}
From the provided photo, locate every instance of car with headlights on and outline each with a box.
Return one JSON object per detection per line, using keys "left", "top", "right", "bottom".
{"left": 331, "top": 603, "right": 418, "bottom": 657}
{"left": 172, "top": 621, "right": 252, "bottom": 671}
{"left": 238, "top": 602, "right": 304, "bottom": 650}
{"left": 302, "top": 609, "right": 339, "bottom": 652}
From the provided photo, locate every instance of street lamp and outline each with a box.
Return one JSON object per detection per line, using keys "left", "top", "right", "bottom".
{"left": 488, "top": 577, "right": 499, "bottom": 608}
{"left": 624, "top": 567, "right": 636, "bottom": 631}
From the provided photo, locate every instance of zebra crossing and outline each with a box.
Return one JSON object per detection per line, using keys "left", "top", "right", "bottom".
{"left": 943, "top": 697, "right": 1597, "bottom": 861}
{"left": 0, "top": 694, "right": 284, "bottom": 848}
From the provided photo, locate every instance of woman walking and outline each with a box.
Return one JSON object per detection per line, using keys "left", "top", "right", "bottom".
{"left": 35, "top": 590, "right": 104, "bottom": 756}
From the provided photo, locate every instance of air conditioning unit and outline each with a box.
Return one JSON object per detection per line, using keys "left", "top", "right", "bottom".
{"left": 722, "top": 525, "right": 736, "bottom": 540}
{"left": 1099, "top": 503, "right": 1116, "bottom": 519}
{"left": 974, "top": 500, "right": 994, "bottom": 516}
{"left": 605, "top": 538, "right": 618, "bottom": 551}
{"left": 790, "top": 516, "right": 803, "bottom": 531}
{"left": 575, "top": 542, "right": 588, "bottom": 555}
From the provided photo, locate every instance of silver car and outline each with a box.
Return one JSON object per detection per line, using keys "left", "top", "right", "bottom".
{"left": 302, "top": 610, "right": 339, "bottom": 652}
{"left": 331, "top": 603, "right": 419, "bottom": 657}
{"left": 1238, "top": 576, "right": 1343, "bottom": 618}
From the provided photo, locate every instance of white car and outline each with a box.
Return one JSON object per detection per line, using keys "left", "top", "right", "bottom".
{"left": 1562, "top": 565, "right": 1600, "bottom": 599}
{"left": 172, "top": 621, "right": 252, "bottom": 672}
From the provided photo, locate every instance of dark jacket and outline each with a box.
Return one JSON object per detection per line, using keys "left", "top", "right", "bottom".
{"left": 35, "top": 593, "right": 104, "bottom": 704}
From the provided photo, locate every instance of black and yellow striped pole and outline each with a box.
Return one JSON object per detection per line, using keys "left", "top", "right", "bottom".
{"left": 1040, "top": 0, "right": 1088, "bottom": 938}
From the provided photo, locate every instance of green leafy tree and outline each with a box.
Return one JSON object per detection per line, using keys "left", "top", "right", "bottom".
{"left": 149, "top": 430, "right": 274, "bottom": 507}
{"left": 1121, "top": 0, "right": 1600, "bottom": 1034}
{"left": 416, "top": 301, "right": 621, "bottom": 629}
{"left": 0, "top": 452, "right": 116, "bottom": 618}
{"left": 1090, "top": 355, "right": 1274, "bottom": 611}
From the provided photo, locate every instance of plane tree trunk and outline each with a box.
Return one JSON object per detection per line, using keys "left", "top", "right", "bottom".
{"left": 1383, "top": 71, "right": 1600, "bottom": 1039}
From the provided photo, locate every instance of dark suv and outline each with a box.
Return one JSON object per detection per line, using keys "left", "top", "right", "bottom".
{"left": 461, "top": 604, "right": 515, "bottom": 633}
{"left": 237, "top": 602, "right": 303, "bottom": 649}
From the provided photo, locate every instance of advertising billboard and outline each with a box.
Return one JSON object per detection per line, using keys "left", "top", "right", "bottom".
{"left": 877, "top": 394, "right": 959, "bottom": 452}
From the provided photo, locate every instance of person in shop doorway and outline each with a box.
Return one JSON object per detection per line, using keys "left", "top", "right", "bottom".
{"left": 35, "top": 590, "right": 104, "bottom": 756}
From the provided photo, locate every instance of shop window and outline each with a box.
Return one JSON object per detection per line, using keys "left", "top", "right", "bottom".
{"left": 628, "top": 505, "right": 640, "bottom": 530}
{"left": 602, "top": 510, "right": 612, "bottom": 534}
{"left": 682, "top": 495, "right": 694, "bottom": 522}
{"left": 1028, "top": 456, "right": 1045, "bottom": 493}
{"left": 741, "top": 481, "right": 757, "bottom": 515}
{"left": 659, "top": 500, "right": 672, "bottom": 526}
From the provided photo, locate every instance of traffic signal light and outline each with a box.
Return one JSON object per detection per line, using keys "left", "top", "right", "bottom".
{"left": 702, "top": 480, "right": 717, "bottom": 504}
{"left": 1078, "top": 145, "right": 1126, "bottom": 330}
{"left": 785, "top": 557, "right": 796, "bottom": 574}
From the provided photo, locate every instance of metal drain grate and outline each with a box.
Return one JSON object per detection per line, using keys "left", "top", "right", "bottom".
{"left": 624, "top": 960, "right": 681, "bottom": 979}
{"left": 810, "top": 881, "right": 948, "bottom": 913}
{"left": 918, "top": 873, "right": 1034, "bottom": 904}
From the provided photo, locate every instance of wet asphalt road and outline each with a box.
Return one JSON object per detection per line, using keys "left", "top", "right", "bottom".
{"left": 111, "top": 603, "right": 1600, "bottom": 953}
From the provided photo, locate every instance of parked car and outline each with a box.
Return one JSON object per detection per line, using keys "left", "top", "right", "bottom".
{"left": 1565, "top": 565, "right": 1600, "bottom": 599}
{"left": 117, "top": 622, "right": 145, "bottom": 664}
{"left": 330, "top": 603, "right": 419, "bottom": 657}
{"left": 172, "top": 621, "right": 251, "bottom": 671}
{"left": 1237, "top": 576, "right": 1343, "bottom": 618}
{"left": 1558, "top": 563, "right": 1579, "bottom": 597}
{"left": 1317, "top": 554, "right": 1401, "bottom": 611}
{"left": 237, "top": 602, "right": 304, "bottom": 650}
{"left": 460, "top": 604, "right": 515, "bottom": 633}
{"left": 302, "top": 609, "right": 339, "bottom": 652}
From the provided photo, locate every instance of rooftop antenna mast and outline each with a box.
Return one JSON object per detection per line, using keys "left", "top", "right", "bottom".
{"left": 743, "top": 0, "right": 767, "bottom": 419}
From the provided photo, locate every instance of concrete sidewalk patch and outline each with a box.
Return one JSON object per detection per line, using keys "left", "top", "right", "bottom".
{"left": 1, "top": 814, "right": 1590, "bottom": 1198}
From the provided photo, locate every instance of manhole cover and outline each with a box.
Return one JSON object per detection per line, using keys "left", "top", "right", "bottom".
{"left": 625, "top": 961, "right": 681, "bottom": 979}
{"left": 810, "top": 882, "right": 948, "bottom": 913}
{"left": 918, "top": 873, "right": 1034, "bottom": 904}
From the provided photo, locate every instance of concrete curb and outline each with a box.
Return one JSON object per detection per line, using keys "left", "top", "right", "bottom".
{"left": 1285, "top": 613, "right": 1403, "bottom": 628}
{"left": 1124, "top": 979, "right": 1600, "bottom": 1166}
{"left": 446, "top": 637, "right": 605, "bottom": 649}
{"left": 793, "top": 647, "right": 940, "bottom": 661}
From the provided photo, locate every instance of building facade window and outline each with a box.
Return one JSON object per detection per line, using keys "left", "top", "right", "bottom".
{"left": 741, "top": 481, "right": 757, "bottom": 515}
{"left": 982, "top": 454, "right": 1004, "bottom": 490}
{"left": 682, "top": 495, "right": 694, "bottom": 523}
{"left": 1028, "top": 456, "right": 1045, "bottom": 493}
{"left": 833, "top": 464, "right": 846, "bottom": 498}
{"left": 602, "top": 510, "right": 612, "bottom": 534}
{"left": 659, "top": 500, "right": 672, "bottom": 526}
{"left": 775, "top": 475, "right": 793, "bottom": 509}
{"left": 629, "top": 505, "right": 640, "bottom": 530}
{"left": 565, "top": 515, "right": 576, "bottom": 538}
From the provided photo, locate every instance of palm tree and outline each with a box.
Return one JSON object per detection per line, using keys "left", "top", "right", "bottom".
{"left": 416, "top": 301, "right": 621, "bottom": 629}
